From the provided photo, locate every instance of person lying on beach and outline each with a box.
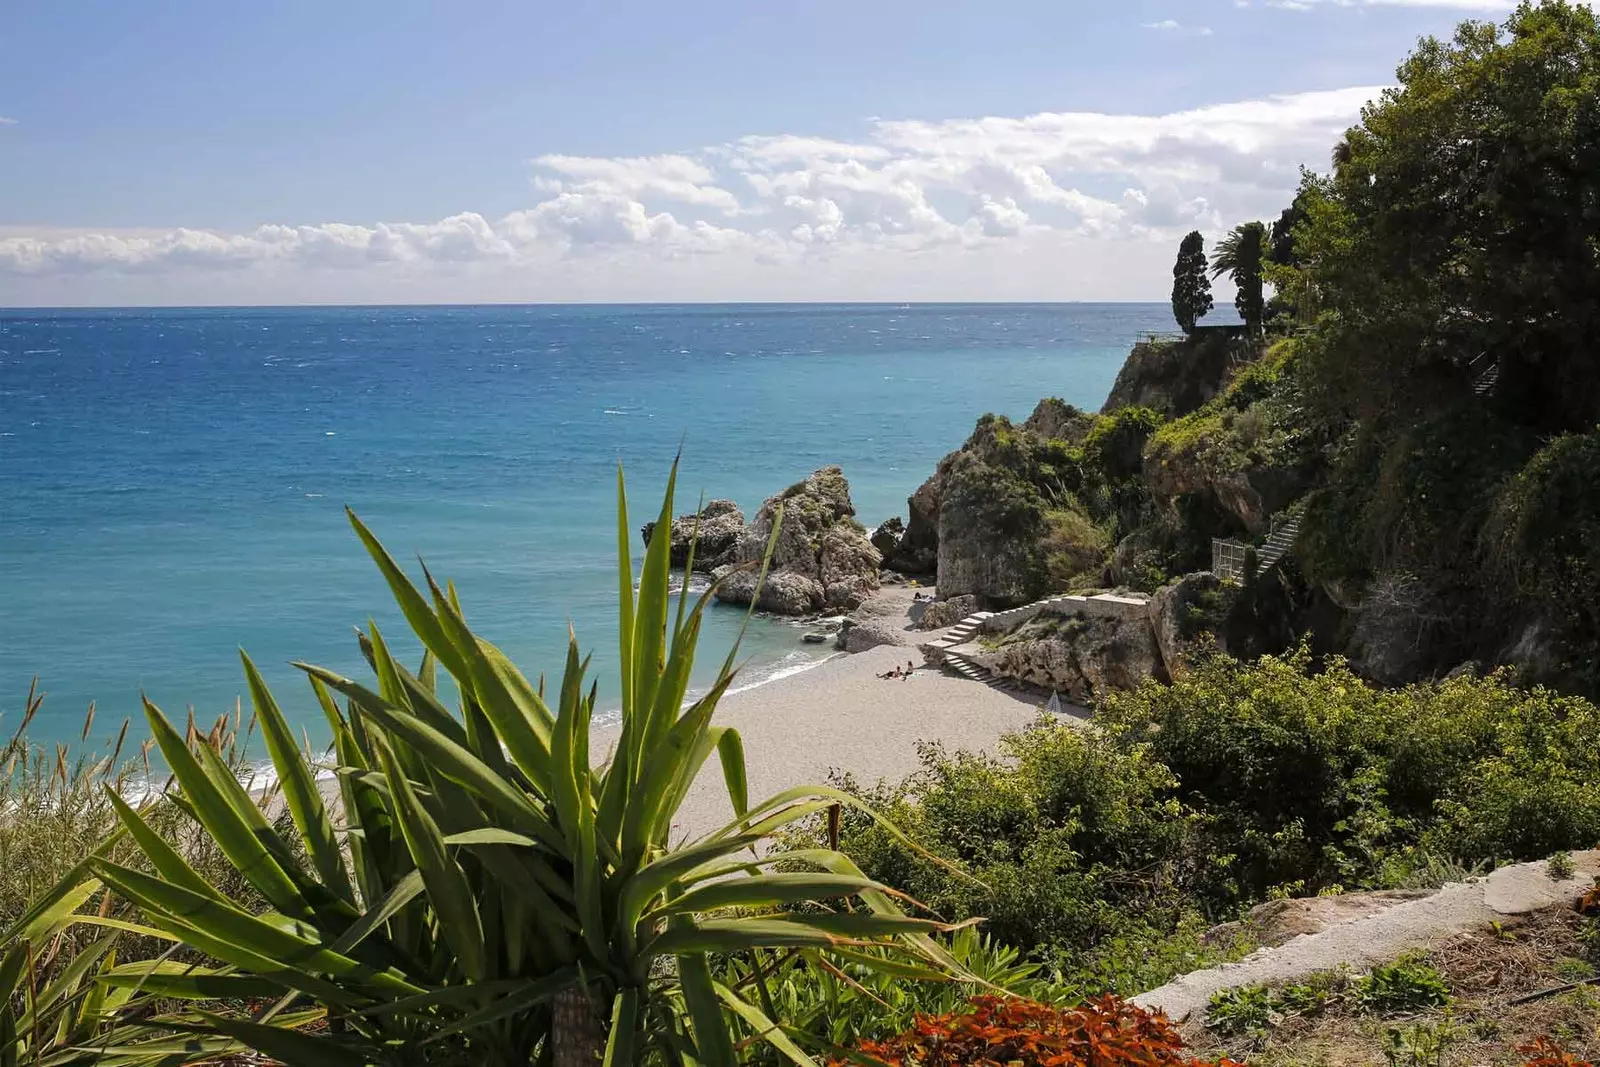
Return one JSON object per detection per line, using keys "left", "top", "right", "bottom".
{"left": 879, "top": 667, "right": 902, "bottom": 680}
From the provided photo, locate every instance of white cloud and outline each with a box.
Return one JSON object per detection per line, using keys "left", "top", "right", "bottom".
{"left": 1142, "top": 19, "right": 1214, "bottom": 34}
{"left": 0, "top": 86, "right": 1385, "bottom": 302}
{"left": 1265, "top": 0, "right": 1512, "bottom": 8}
{"left": 0, "top": 116, "right": 16, "bottom": 126}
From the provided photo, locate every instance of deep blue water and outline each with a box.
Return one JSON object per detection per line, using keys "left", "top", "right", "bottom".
{"left": 0, "top": 303, "right": 1166, "bottom": 756}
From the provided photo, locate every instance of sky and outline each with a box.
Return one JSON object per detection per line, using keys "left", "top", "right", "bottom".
{"left": 0, "top": 0, "right": 1522, "bottom": 306}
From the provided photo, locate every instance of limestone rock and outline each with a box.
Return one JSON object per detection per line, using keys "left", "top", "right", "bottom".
{"left": 935, "top": 450, "right": 1049, "bottom": 607}
{"left": 984, "top": 611, "right": 1167, "bottom": 704}
{"left": 714, "top": 567, "right": 825, "bottom": 616}
{"left": 834, "top": 618, "right": 909, "bottom": 653}
{"left": 713, "top": 466, "right": 881, "bottom": 616}
{"left": 870, "top": 517, "right": 905, "bottom": 560}
{"left": 1149, "top": 572, "right": 1232, "bottom": 679}
{"left": 1102, "top": 333, "right": 1243, "bottom": 419}
{"left": 641, "top": 499, "right": 745, "bottom": 572}
{"left": 913, "top": 594, "right": 979, "bottom": 631}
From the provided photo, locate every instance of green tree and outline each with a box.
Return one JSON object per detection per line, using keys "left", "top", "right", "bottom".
{"left": 1170, "top": 230, "right": 1213, "bottom": 334}
{"left": 1296, "top": 0, "right": 1600, "bottom": 431}
{"left": 1211, "top": 222, "right": 1267, "bottom": 334}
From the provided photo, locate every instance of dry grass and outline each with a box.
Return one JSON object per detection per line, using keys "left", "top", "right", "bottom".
{"left": 1186, "top": 904, "right": 1600, "bottom": 1067}
{"left": 2, "top": 680, "right": 291, "bottom": 978}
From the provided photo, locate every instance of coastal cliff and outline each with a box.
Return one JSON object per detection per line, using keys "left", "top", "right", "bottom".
{"left": 881, "top": 320, "right": 1597, "bottom": 699}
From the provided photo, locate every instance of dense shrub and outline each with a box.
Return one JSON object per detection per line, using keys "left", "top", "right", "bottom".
{"left": 814, "top": 651, "right": 1600, "bottom": 993}
{"left": 811, "top": 720, "right": 1239, "bottom": 991}
{"left": 1098, "top": 648, "right": 1600, "bottom": 894}
{"left": 1085, "top": 407, "right": 1165, "bottom": 485}
{"left": 1366, "top": 405, "right": 1537, "bottom": 575}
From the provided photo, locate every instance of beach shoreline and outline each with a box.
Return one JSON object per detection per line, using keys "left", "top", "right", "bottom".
{"left": 592, "top": 587, "right": 1053, "bottom": 841}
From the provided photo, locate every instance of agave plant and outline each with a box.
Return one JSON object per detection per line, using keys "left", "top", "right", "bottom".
{"left": 85, "top": 464, "right": 968, "bottom": 1067}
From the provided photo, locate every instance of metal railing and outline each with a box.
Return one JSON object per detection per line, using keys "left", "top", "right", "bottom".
{"left": 1212, "top": 538, "right": 1249, "bottom": 583}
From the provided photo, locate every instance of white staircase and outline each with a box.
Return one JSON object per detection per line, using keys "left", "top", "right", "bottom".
{"left": 1472, "top": 361, "right": 1500, "bottom": 397}
{"left": 1256, "top": 507, "right": 1304, "bottom": 571}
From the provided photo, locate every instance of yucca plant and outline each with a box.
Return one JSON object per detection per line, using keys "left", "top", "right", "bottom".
{"left": 87, "top": 464, "right": 969, "bottom": 1066}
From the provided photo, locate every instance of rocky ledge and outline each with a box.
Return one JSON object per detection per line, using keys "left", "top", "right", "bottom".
{"left": 641, "top": 499, "right": 745, "bottom": 573}
{"left": 713, "top": 466, "right": 882, "bottom": 616}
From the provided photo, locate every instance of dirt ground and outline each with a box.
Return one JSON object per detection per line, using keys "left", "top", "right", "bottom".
{"left": 1185, "top": 903, "right": 1600, "bottom": 1067}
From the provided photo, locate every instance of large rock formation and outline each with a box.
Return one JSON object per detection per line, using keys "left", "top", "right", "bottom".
{"left": 640, "top": 499, "right": 745, "bottom": 572}
{"left": 893, "top": 399, "right": 1107, "bottom": 607}
{"left": 713, "top": 466, "right": 882, "bottom": 615}
{"left": 912, "top": 594, "right": 979, "bottom": 631}
{"left": 1102, "top": 333, "right": 1242, "bottom": 418}
{"left": 976, "top": 610, "right": 1167, "bottom": 704}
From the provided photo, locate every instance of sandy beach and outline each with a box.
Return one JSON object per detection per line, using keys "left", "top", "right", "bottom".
{"left": 593, "top": 589, "right": 1053, "bottom": 840}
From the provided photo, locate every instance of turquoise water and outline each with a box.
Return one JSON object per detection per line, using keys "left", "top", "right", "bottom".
{"left": 0, "top": 303, "right": 1166, "bottom": 754}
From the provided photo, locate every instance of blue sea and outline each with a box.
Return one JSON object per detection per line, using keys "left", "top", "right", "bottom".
{"left": 0, "top": 303, "right": 1166, "bottom": 758}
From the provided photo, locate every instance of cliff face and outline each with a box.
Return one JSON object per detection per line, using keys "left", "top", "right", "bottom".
{"left": 1102, "top": 333, "right": 1242, "bottom": 419}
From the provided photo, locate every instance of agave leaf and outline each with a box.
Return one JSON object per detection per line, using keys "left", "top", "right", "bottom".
{"left": 649, "top": 874, "right": 898, "bottom": 922}
{"left": 647, "top": 914, "right": 954, "bottom": 957}
{"left": 21, "top": 933, "right": 117, "bottom": 1026}
{"left": 371, "top": 736, "right": 488, "bottom": 983}
{"left": 96, "top": 966, "right": 282, "bottom": 1002}
{"left": 615, "top": 828, "right": 775, "bottom": 936}
{"left": 549, "top": 635, "right": 608, "bottom": 966}
{"left": 87, "top": 860, "right": 420, "bottom": 1001}
{"left": 423, "top": 570, "right": 557, "bottom": 785}
{"left": 715, "top": 729, "right": 748, "bottom": 822}
{"left": 603, "top": 987, "right": 642, "bottom": 1067}
{"left": 297, "top": 663, "right": 565, "bottom": 853}
{"left": 714, "top": 982, "right": 820, "bottom": 1067}
{"left": 346, "top": 507, "right": 471, "bottom": 690}
{"left": 325, "top": 870, "right": 424, "bottom": 956}
{"left": 419, "top": 967, "right": 578, "bottom": 1044}
{"left": 632, "top": 458, "right": 680, "bottom": 758}
{"left": 140, "top": 699, "right": 309, "bottom": 921}
{"left": 621, "top": 673, "right": 738, "bottom": 865}
{"left": 170, "top": 1010, "right": 356, "bottom": 1067}
{"left": 241, "top": 651, "right": 351, "bottom": 901}
{"left": 678, "top": 949, "right": 738, "bottom": 1067}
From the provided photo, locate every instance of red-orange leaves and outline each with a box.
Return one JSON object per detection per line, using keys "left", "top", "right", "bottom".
{"left": 1519, "top": 1037, "right": 1594, "bottom": 1067}
{"left": 830, "top": 996, "right": 1244, "bottom": 1067}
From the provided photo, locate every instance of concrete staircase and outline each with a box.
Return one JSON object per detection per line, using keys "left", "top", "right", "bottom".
{"left": 1473, "top": 361, "right": 1501, "bottom": 397}
{"left": 1467, "top": 350, "right": 1501, "bottom": 397}
{"left": 922, "top": 612, "right": 1021, "bottom": 690}
{"left": 1257, "top": 507, "right": 1304, "bottom": 571}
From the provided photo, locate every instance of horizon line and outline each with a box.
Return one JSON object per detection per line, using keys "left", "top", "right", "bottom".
{"left": 1, "top": 298, "right": 1174, "bottom": 313}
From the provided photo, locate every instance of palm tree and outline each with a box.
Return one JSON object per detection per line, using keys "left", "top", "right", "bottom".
{"left": 1212, "top": 221, "right": 1268, "bottom": 334}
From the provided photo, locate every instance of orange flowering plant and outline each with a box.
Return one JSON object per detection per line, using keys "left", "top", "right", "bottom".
{"left": 829, "top": 995, "right": 1243, "bottom": 1067}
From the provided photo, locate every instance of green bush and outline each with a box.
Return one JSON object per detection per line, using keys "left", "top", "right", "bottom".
{"left": 1207, "top": 983, "right": 1275, "bottom": 1037}
{"left": 1097, "top": 648, "right": 1600, "bottom": 896}
{"left": 809, "top": 719, "right": 1225, "bottom": 988}
{"left": 1355, "top": 954, "right": 1451, "bottom": 1015}
{"left": 1084, "top": 407, "right": 1165, "bottom": 485}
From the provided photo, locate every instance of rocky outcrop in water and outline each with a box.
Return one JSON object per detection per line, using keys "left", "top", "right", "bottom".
{"left": 641, "top": 499, "right": 745, "bottom": 572}
{"left": 713, "top": 466, "right": 882, "bottom": 615}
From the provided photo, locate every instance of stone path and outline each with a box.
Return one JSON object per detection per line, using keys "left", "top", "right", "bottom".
{"left": 1134, "top": 851, "right": 1600, "bottom": 1023}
